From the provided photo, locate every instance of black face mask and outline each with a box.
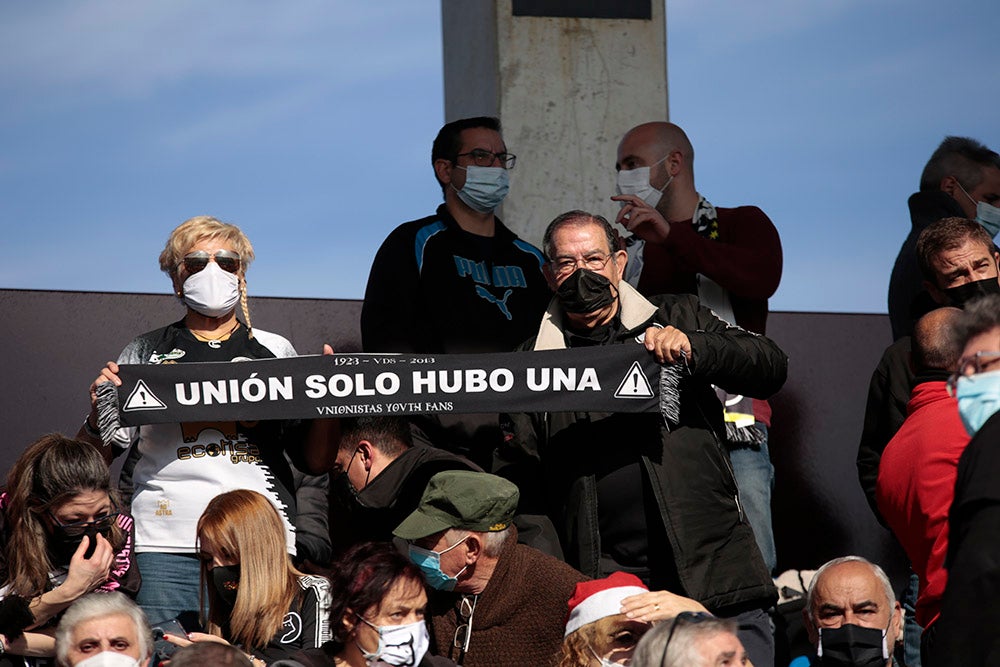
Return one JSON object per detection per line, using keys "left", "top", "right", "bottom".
{"left": 50, "top": 524, "right": 109, "bottom": 566}
{"left": 556, "top": 269, "right": 617, "bottom": 314}
{"left": 818, "top": 624, "right": 888, "bottom": 667}
{"left": 212, "top": 564, "right": 241, "bottom": 613}
{"left": 942, "top": 275, "right": 1000, "bottom": 307}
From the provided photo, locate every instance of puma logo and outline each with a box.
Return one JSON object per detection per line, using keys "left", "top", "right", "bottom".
{"left": 475, "top": 285, "right": 513, "bottom": 320}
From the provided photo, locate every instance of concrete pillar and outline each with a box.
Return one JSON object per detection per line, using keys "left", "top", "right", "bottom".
{"left": 441, "top": 0, "right": 668, "bottom": 247}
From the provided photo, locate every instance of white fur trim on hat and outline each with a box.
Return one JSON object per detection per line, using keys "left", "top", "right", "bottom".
{"left": 564, "top": 586, "right": 649, "bottom": 637}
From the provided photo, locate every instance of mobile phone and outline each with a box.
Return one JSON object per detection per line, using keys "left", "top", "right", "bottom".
{"left": 152, "top": 618, "right": 189, "bottom": 640}
{"left": 83, "top": 534, "right": 97, "bottom": 559}
{"left": 151, "top": 618, "right": 189, "bottom": 660}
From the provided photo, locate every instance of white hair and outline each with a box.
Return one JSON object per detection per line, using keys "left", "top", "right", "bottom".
{"left": 631, "top": 614, "right": 738, "bottom": 667}
{"left": 444, "top": 526, "right": 512, "bottom": 559}
{"left": 55, "top": 592, "right": 152, "bottom": 666}
{"left": 806, "top": 555, "right": 896, "bottom": 622}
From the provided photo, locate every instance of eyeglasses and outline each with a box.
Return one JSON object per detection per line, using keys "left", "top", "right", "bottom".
{"left": 660, "top": 612, "right": 715, "bottom": 665}
{"left": 947, "top": 350, "right": 1000, "bottom": 396}
{"left": 180, "top": 250, "right": 241, "bottom": 274}
{"left": 453, "top": 594, "right": 477, "bottom": 657}
{"left": 48, "top": 510, "right": 120, "bottom": 537}
{"left": 455, "top": 149, "right": 517, "bottom": 169}
{"left": 549, "top": 253, "right": 614, "bottom": 278}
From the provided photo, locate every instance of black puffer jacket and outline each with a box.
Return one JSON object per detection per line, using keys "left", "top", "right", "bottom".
{"left": 505, "top": 284, "right": 787, "bottom": 612}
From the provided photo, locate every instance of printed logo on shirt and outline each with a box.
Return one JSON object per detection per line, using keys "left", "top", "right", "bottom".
{"left": 176, "top": 421, "right": 263, "bottom": 463}
{"left": 149, "top": 349, "right": 186, "bottom": 364}
{"left": 453, "top": 256, "right": 528, "bottom": 288}
{"left": 475, "top": 286, "right": 513, "bottom": 320}
{"left": 280, "top": 612, "right": 303, "bottom": 644}
{"left": 156, "top": 500, "right": 173, "bottom": 516}
{"left": 454, "top": 256, "right": 527, "bottom": 318}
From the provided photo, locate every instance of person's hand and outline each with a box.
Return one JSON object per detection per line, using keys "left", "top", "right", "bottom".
{"left": 322, "top": 344, "right": 335, "bottom": 355}
{"left": 643, "top": 326, "right": 691, "bottom": 365}
{"left": 62, "top": 534, "right": 114, "bottom": 597}
{"left": 164, "top": 632, "right": 230, "bottom": 648}
{"left": 88, "top": 362, "right": 121, "bottom": 409}
{"left": 620, "top": 590, "right": 708, "bottom": 622}
{"left": 611, "top": 194, "right": 671, "bottom": 244}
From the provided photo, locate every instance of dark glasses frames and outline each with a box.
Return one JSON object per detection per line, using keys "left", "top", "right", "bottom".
{"left": 181, "top": 250, "right": 241, "bottom": 274}
{"left": 660, "top": 611, "right": 716, "bottom": 666}
{"left": 48, "top": 511, "right": 120, "bottom": 537}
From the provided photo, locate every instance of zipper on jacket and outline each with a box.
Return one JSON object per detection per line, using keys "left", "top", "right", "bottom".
{"left": 695, "top": 398, "right": 746, "bottom": 524}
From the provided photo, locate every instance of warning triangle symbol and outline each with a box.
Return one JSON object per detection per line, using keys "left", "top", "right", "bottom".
{"left": 123, "top": 380, "right": 168, "bottom": 412}
{"left": 614, "top": 361, "right": 654, "bottom": 399}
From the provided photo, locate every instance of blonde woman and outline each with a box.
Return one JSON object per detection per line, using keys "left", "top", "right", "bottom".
{"left": 167, "top": 490, "right": 331, "bottom": 665}
{"left": 79, "top": 216, "right": 329, "bottom": 624}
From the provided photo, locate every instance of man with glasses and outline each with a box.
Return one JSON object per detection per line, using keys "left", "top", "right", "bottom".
{"left": 612, "top": 121, "right": 783, "bottom": 579}
{"left": 360, "top": 116, "right": 551, "bottom": 476}
{"left": 801, "top": 556, "right": 903, "bottom": 667}
{"left": 888, "top": 136, "right": 1000, "bottom": 341}
{"left": 926, "top": 293, "right": 1000, "bottom": 665}
{"left": 362, "top": 116, "right": 549, "bottom": 357}
{"left": 504, "top": 210, "right": 786, "bottom": 667}
{"left": 393, "top": 471, "right": 586, "bottom": 667}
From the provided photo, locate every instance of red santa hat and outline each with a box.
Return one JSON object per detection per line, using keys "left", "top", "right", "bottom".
{"left": 564, "top": 572, "right": 649, "bottom": 637}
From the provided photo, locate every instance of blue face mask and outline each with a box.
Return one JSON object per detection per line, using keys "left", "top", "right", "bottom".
{"left": 407, "top": 536, "right": 468, "bottom": 591}
{"left": 956, "top": 369, "right": 1000, "bottom": 436}
{"left": 452, "top": 166, "right": 509, "bottom": 213}
{"left": 957, "top": 181, "right": 1000, "bottom": 238}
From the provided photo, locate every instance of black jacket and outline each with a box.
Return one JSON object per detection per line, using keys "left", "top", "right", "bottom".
{"left": 855, "top": 337, "right": 914, "bottom": 523}
{"left": 505, "top": 284, "right": 786, "bottom": 612}
{"left": 361, "top": 204, "right": 550, "bottom": 355}
{"left": 329, "top": 445, "right": 478, "bottom": 555}
{"left": 925, "top": 411, "right": 1000, "bottom": 666}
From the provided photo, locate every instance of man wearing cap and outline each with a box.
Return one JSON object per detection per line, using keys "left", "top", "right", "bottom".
{"left": 394, "top": 470, "right": 586, "bottom": 667}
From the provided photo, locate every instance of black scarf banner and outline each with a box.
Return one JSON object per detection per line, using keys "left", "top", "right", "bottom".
{"left": 95, "top": 343, "right": 682, "bottom": 438}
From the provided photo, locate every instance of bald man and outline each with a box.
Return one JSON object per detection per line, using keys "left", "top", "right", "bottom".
{"left": 612, "top": 121, "right": 783, "bottom": 573}
{"left": 804, "top": 556, "right": 904, "bottom": 666}
{"left": 875, "top": 307, "right": 966, "bottom": 646}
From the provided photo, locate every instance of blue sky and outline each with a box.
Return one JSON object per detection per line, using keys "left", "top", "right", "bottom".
{"left": 1, "top": 0, "right": 997, "bottom": 314}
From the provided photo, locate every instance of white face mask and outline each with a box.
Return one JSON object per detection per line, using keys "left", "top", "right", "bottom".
{"left": 616, "top": 154, "right": 672, "bottom": 208}
{"left": 589, "top": 645, "right": 626, "bottom": 666}
{"left": 181, "top": 261, "right": 240, "bottom": 318}
{"left": 357, "top": 618, "right": 430, "bottom": 667}
{"left": 74, "top": 651, "right": 142, "bottom": 667}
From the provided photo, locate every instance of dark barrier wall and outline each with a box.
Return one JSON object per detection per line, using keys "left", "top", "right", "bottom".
{"left": 0, "top": 289, "right": 903, "bottom": 580}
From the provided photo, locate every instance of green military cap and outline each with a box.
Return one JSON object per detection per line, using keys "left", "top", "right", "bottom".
{"left": 393, "top": 470, "right": 519, "bottom": 540}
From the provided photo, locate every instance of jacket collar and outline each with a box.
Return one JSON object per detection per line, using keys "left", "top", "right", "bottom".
{"left": 533, "top": 281, "right": 657, "bottom": 350}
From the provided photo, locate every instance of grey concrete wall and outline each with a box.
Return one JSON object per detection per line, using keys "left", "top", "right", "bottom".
{"left": 1, "top": 288, "right": 901, "bottom": 577}
{"left": 441, "top": 0, "right": 668, "bottom": 248}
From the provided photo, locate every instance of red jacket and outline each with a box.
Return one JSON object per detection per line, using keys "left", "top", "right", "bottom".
{"left": 876, "top": 380, "right": 969, "bottom": 628}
